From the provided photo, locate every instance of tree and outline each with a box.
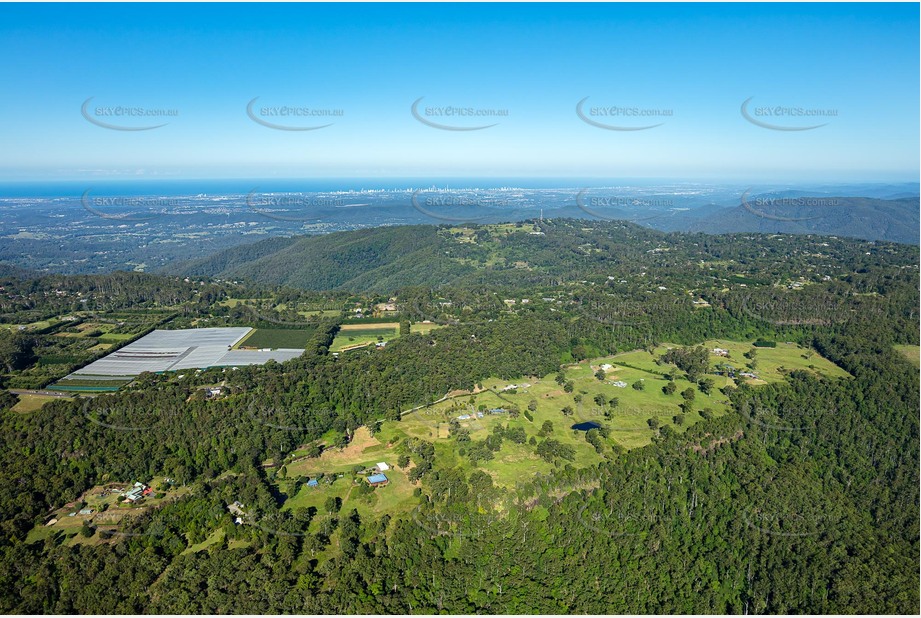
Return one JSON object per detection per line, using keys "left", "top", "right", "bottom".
{"left": 661, "top": 346, "right": 709, "bottom": 381}
{"left": 467, "top": 440, "right": 495, "bottom": 465}
{"left": 538, "top": 420, "right": 554, "bottom": 437}
{"left": 536, "top": 438, "right": 576, "bottom": 463}
{"left": 399, "top": 319, "right": 410, "bottom": 335}
{"left": 563, "top": 381, "right": 575, "bottom": 393}
{"left": 306, "top": 443, "right": 323, "bottom": 458}
{"left": 584, "top": 428, "right": 604, "bottom": 453}
{"left": 527, "top": 400, "right": 538, "bottom": 412}
{"left": 697, "top": 377, "right": 715, "bottom": 395}
{"left": 647, "top": 417, "right": 660, "bottom": 430}
{"left": 561, "top": 405, "right": 574, "bottom": 416}
{"left": 0, "top": 330, "right": 35, "bottom": 372}
{"left": 397, "top": 454, "right": 410, "bottom": 468}
{"left": 324, "top": 496, "right": 341, "bottom": 514}
{"left": 595, "top": 369, "right": 606, "bottom": 381}
{"left": 593, "top": 394, "right": 607, "bottom": 407}
{"left": 681, "top": 387, "right": 696, "bottom": 402}
{"left": 632, "top": 380, "right": 645, "bottom": 391}
{"left": 663, "top": 382, "right": 677, "bottom": 395}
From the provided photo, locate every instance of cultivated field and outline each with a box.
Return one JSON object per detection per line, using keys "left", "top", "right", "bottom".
{"left": 235, "top": 327, "right": 315, "bottom": 349}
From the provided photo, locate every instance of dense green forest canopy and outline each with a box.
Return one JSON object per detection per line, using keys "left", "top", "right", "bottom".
{"left": 172, "top": 219, "right": 918, "bottom": 292}
{"left": 0, "top": 221, "right": 917, "bottom": 613}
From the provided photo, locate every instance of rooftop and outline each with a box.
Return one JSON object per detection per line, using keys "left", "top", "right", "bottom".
{"left": 64, "top": 327, "right": 304, "bottom": 379}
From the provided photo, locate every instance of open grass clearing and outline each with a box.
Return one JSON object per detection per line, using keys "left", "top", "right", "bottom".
{"left": 262, "top": 338, "right": 852, "bottom": 547}
{"left": 894, "top": 344, "right": 920, "bottom": 368}
{"left": 10, "top": 393, "right": 65, "bottom": 413}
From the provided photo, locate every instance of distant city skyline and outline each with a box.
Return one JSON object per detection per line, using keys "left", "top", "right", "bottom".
{"left": 0, "top": 2, "right": 918, "bottom": 182}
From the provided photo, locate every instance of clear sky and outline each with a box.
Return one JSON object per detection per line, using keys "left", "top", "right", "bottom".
{"left": 0, "top": 2, "right": 917, "bottom": 183}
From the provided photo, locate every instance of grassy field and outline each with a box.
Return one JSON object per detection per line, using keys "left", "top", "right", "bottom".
{"left": 410, "top": 321, "right": 442, "bottom": 335}
{"left": 300, "top": 309, "right": 343, "bottom": 318}
{"left": 235, "top": 327, "right": 316, "bottom": 349}
{"left": 218, "top": 298, "right": 271, "bottom": 308}
{"left": 98, "top": 332, "right": 136, "bottom": 343}
{"left": 282, "top": 458, "right": 417, "bottom": 523}
{"left": 894, "top": 345, "right": 921, "bottom": 368}
{"left": 691, "top": 339, "right": 851, "bottom": 381}
{"left": 331, "top": 325, "right": 398, "bottom": 352}
{"left": 271, "top": 338, "right": 851, "bottom": 531}
{"left": 11, "top": 393, "right": 67, "bottom": 413}
{"left": 1, "top": 318, "right": 59, "bottom": 332}
{"left": 270, "top": 427, "right": 418, "bottom": 553}
{"left": 330, "top": 322, "right": 442, "bottom": 352}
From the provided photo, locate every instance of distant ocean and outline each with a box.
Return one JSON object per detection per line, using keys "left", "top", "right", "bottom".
{"left": 1, "top": 178, "right": 915, "bottom": 200}
{"left": 0, "top": 177, "right": 678, "bottom": 198}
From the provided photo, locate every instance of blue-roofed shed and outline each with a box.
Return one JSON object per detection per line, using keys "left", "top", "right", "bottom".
{"left": 366, "top": 473, "right": 389, "bottom": 486}
{"left": 306, "top": 479, "right": 319, "bottom": 487}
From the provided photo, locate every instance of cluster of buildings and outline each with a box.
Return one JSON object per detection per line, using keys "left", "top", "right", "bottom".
{"left": 457, "top": 407, "right": 507, "bottom": 421}
{"left": 714, "top": 364, "right": 758, "bottom": 380}
{"left": 227, "top": 501, "right": 246, "bottom": 525}
{"left": 122, "top": 481, "right": 152, "bottom": 503}
{"left": 300, "top": 463, "right": 391, "bottom": 489}
{"left": 366, "top": 462, "right": 390, "bottom": 487}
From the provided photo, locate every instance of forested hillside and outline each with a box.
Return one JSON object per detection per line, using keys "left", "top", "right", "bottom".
{"left": 684, "top": 196, "right": 920, "bottom": 245}
{"left": 0, "top": 222, "right": 917, "bottom": 613}
{"left": 172, "top": 219, "right": 919, "bottom": 292}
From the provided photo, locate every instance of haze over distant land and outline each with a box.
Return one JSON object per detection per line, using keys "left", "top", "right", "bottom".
{"left": 0, "top": 180, "right": 917, "bottom": 276}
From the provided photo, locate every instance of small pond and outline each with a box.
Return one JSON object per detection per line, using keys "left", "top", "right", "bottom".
{"left": 571, "top": 421, "right": 601, "bottom": 432}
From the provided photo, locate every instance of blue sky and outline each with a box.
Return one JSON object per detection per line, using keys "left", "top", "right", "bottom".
{"left": 0, "top": 2, "right": 917, "bottom": 183}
